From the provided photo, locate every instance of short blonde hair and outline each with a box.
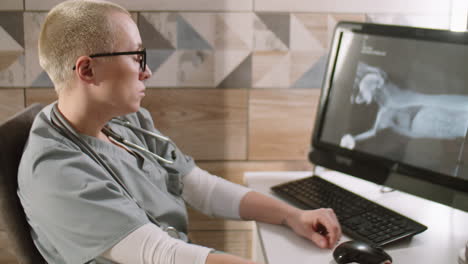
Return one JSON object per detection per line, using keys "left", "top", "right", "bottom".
{"left": 38, "top": 0, "right": 130, "bottom": 93}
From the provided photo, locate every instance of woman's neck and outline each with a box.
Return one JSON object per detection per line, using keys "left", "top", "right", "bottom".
{"left": 57, "top": 95, "right": 112, "bottom": 139}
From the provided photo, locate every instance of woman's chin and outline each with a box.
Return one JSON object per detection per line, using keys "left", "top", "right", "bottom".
{"left": 115, "top": 103, "right": 141, "bottom": 116}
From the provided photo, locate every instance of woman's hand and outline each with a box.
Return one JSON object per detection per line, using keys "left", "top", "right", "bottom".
{"left": 239, "top": 191, "right": 342, "bottom": 249}
{"left": 284, "top": 208, "right": 342, "bottom": 249}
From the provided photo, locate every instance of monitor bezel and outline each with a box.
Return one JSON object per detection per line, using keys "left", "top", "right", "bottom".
{"left": 309, "top": 21, "right": 468, "bottom": 193}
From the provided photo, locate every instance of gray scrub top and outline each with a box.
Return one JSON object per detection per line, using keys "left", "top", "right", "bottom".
{"left": 17, "top": 103, "right": 195, "bottom": 264}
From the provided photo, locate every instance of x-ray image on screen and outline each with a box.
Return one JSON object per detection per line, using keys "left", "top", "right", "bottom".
{"left": 341, "top": 62, "right": 468, "bottom": 148}
{"left": 320, "top": 32, "right": 468, "bottom": 180}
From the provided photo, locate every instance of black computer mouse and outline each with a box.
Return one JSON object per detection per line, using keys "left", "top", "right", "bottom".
{"left": 333, "top": 240, "right": 392, "bottom": 264}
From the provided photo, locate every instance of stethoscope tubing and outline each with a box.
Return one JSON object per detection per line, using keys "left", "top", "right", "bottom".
{"left": 102, "top": 124, "right": 174, "bottom": 164}
{"left": 110, "top": 118, "right": 170, "bottom": 141}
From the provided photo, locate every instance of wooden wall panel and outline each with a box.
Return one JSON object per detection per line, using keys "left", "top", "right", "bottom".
{"left": 0, "top": 249, "right": 17, "bottom": 264}
{"left": 0, "top": 89, "right": 24, "bottom": 123}
{"left": 248, "top": 89, "right": 321, "bottom": 160}
{"left": 142, "top": 89, "right": 248, "bottom": 161}
{"left": 197, "top": 160, "right": 313, "bottom": 185}
{"left": 189, "top": 230, "right": 252, "bottom": 258}
{"left": 0, "top": 213, "right": 16, "bottom": 262}
{"left": 188, "top": 208, "right": 253, "bottom": 231}
{"left": 25, "top": 88, "right": 56, "bottom": 106}
{"left": 0, "top": 230, "right": 18, "bottom": 264}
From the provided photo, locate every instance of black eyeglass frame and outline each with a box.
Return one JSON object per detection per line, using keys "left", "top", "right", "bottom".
{"left": 72, "top": 49, "right": 147, "bottom": 72}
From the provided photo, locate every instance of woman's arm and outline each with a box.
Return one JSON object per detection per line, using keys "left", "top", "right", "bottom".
{"left": 101, "top": 223, "right": 260, "bottom": 264}
{"left": 239, "top": 191, "right": 342, "bottom": 249}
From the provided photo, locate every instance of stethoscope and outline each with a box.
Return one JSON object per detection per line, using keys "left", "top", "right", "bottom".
{"left": 50, "top": 103, "right": 185, "bottom": 240}
{"left": 102, "top": 118, "right": 175, "bottom": 165}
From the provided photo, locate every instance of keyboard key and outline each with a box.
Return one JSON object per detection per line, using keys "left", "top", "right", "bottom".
{"left": 358, "top": 229, "right": 373, "bottom": 236}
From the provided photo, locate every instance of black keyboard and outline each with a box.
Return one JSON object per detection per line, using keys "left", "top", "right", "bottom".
{"left": 271, "top": 176, "right": 427, "bottom": 246}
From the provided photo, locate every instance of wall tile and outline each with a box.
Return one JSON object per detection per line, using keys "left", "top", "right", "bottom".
{"left": 0, "top": 49, "right": 24, "bottom": 87}
{"left": 0, "top": 12, "right": 24, "bottom": 47}
{"left": 24, "top": 12, "right": 53, "bottom": 87}
{"left": 139, "top": 13, "right": 178, "bottom": 49}
{"left": 213, "top": 50, "right": 250, "bottom": 88}
{"left": 0, "top": 89, "right": 24, "bottom": 123}
{"left": 252, "top": 51, "right": 290, "bottom": 88}
{"left": 25, "top": 0, "right": 253, "bottom": 11}
{"left": 290, "top": 14, "right": 328, "bottom": 51}
{"left": 139, "top": 12, "right": 178, "bottom": 87}
{"left": 251, "top": 13, "right": 364, "bottom": 89}
{"left": 291, "top": 14, "right": 364, "bottom": 89}
{"left": 216, "top": 53, "right": 252, "bottom": 88}
{"left": 141, "top": 89, "right": 248, "bottom": 160}
{"left": 178, "top": 13, "right": 216, "bottom": 49}
{"left": 252, "top": 51, "right": 328, "bottom": 89}
{"left": 146, "top": 50, "right": 180, "bottom": 87}
{"left": 253, "top": 13, "right": 289, "bottom": 51}
{"left": 215, "top": 13, "right": 254, "bottom": 50}
{"left": 0, "top": 12, "right": 25, "bottom": 87}
{"left": 255, "top": 0, "right": 451, "bottom": 15}
{"left": 290, "top": 51, "right": 326, "bottom": 89}
{"left": 178, "top": 50, "right": 215, "bottom": 87}
{"left": 0, "top": 0, "right": 23, "bottom": 10}
{"left": 140, "top": 12, "right": 253, "bottom": 88}
{"left": 249, "top": 89, "right": 320, "bottom": 160}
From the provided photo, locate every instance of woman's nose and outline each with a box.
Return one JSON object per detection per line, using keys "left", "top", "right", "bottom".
{"left": 140, "top": 64, "right": 152, "bottom": 80}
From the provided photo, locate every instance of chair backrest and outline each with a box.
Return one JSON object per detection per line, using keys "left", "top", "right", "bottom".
{"left": 0, "top": 103, "right": 46, "bottom": 264}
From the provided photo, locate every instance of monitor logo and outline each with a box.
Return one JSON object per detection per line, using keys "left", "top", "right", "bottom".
{"left": 335, "top": 155, "right": 353, "bottom": 166}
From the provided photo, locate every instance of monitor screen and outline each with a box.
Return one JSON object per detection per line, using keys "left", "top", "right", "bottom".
{"left": 310, "top": 22, "right": 468, "bottom": 193}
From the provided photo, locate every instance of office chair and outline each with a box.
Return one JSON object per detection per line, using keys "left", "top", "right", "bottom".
{"left": 0, "top": 103, "right": 47, "bottom": 264}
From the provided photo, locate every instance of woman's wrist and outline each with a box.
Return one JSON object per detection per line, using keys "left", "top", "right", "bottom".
{"left": 281, "top": 206, "right": 301, "bottom": 228}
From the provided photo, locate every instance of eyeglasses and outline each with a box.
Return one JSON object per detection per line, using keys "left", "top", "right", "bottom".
{"left": 72, "top": 48, "right": 147, "bottom": 72}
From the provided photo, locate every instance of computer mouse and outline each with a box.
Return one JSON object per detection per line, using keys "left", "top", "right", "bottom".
{"left": 333, "top": 240, "right": 392, "bottom": 264}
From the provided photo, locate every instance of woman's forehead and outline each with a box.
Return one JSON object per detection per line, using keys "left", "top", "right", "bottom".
{"left": 110, "top": 12, "right": 142, "bottom": 50}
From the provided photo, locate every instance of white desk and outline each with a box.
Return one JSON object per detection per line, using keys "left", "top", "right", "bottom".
{"left": 245, "top": 170, "right": 468, "bottom": 264}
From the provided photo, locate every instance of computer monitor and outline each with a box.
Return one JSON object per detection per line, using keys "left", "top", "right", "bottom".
{"left": 309, "top": 22, "right": 468, "bottom": 198}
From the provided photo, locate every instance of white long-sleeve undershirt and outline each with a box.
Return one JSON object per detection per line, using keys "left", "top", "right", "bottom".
{"left": 101, "top": 223, "right": 211, "bottom": 264}
{"left": 182, "top": 166, "right": 252, "bottom": 219}
{"left": 100, "top": 166, "right": 252, "bottom": 264}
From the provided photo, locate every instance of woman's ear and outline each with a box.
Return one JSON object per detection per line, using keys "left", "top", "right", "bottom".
{"left": 74, "top": 56, "right": 94, "bottom": 83}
